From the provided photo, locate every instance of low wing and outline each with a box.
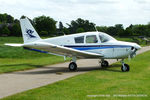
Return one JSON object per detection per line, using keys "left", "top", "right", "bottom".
{"left": 23, "top": 42, "right": 103, "bottom": 58}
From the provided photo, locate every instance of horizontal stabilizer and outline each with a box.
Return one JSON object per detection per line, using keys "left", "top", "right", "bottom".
{"left": 5, "top": 43, "right": 23, "bottom": 47}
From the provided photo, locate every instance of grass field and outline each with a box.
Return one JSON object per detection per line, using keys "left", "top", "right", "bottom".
{"left": 1, "top": 49, "right": 150, "bottom": 100}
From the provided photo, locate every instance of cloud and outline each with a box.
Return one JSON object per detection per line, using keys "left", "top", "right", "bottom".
{"left": 134, "top": 0, "right": 150, "bottom": 4}
{"left": 0, "top": 0, "right": 150, "bottom": 27}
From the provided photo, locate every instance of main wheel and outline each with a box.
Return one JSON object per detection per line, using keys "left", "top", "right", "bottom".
{"left": 101, "top": 60, "right": 109, "bottom": 67}
{"left": 69, "top": 62, "right": 77, "bottom": 71}
{"left": 121, "top": 64, "right": 130, "bottom": 72}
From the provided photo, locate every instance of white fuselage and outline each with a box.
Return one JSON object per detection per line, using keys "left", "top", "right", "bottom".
{"left": 39, "top": 32, "right": 141, "bottom": 59}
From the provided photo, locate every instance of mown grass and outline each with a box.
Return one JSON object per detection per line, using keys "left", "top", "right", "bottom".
{"left": 1, "top": 50, "right": 150, "bottom": 100}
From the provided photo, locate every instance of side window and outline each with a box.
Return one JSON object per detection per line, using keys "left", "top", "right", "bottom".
{"left": 86, "top": 35, "right": 98, "bottom": 43}
{"left": 74, "top": 36, "right": 84, "bottom": 43}
{"left": 99, "top": 35, "right": 109, "bottom": 43}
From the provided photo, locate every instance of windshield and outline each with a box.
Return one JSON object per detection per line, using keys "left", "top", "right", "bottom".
{"left": 99, "top": 33, "right": 116, "bottom": 43}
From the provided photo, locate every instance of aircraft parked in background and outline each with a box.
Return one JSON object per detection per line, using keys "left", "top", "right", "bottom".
{"left": 5, "top": 18, "right": 141, "bottom": 72}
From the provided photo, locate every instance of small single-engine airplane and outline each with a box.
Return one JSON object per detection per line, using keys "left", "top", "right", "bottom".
{"left": 5, "top": 18, "right": 141, "bottom": 72}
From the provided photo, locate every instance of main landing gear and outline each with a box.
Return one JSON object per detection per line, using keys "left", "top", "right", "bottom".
{"left": 100, "top": 60, "right": 109, "bottom": 68}
{"left": 68, "top": 57, "right": 77, "bottom": 71}
{"left": 69, "top": 62, "right": 77, "bottom": 71}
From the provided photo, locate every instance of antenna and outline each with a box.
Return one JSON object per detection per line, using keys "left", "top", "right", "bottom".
{"left": 94, "top": 25, "right": 98, "bottom": 32}
{"left": 63, "top": 32, "right": 66, "bottom": 36}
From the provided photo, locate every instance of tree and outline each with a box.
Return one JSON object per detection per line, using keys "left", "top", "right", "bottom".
{"left": 76, "top": 28, "right": 84, "bottom": 33}
{"left": 0, "top": 13, "right": 14, "bottom": 23}
{"left": 33, "top": 15, "right": 57, "bottom": 36}
{"left": 96, "top": 26, "right": 107, "bottom": 33}
{"left": 40, "top": 31, "right": 48, "bottom": 36}
{"left": 6, "top": 14, "right": 14, "bottom": 23}
{"left": 10, "top": 23, "right": 21, "bottom": 36}
{"left": 115, "top": 24, "right": 124, "bottom": 36}
{"left": 63, "top": 27, "right": 69, "bottom": 35}
{"left": 0, "top": 25, "right": 10, "bottom": 36}
{"left": 105, "top": 24, "right": 125, "bottom": 36}
{"left": 0, "top": 14, "right": 6, "bottom": 23}
{"left": 107, "top": 26, "right": 117, "bottom": 36}
{"left": 124, "top": 24, "right": 133, "bottom": 36}
{"left": 14, "top": 19, "right": 19, "bottom": 23}
{"left": 20, "top": 15, "right": 26, "bottom": 19}
{"left": 145, "top": 23, "right": 150, "bottom": 36}
{"left": 67, "top": 18, "right": 95, "bottom": 34}
{"left": 132, "top": 25, "right": 146, "bottom": 36}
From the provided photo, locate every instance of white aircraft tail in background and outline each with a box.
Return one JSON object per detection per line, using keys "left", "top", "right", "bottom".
{"left": 5, "top": 18, "right": 141, "bottom": 72}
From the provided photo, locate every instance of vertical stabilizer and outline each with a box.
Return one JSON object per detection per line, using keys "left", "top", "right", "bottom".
{"left": 20, "top": 18, "right": 41, "bottom": 43}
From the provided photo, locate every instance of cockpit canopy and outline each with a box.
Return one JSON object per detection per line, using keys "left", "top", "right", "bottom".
{"left": 74, "top": 32, "right": 116, "bottom": 44}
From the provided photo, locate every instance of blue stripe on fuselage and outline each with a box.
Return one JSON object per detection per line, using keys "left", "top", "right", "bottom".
{"left": 64, "top": 45, "right": 131, "bottom": 51}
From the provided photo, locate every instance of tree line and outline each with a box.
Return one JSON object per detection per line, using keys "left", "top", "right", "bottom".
{"left": 0, "top": 13, "right": 150, "bottom": 37}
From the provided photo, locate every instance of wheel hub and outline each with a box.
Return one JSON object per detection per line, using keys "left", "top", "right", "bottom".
{"left": 70, "top": 64, "right": 74, "bottom": 69}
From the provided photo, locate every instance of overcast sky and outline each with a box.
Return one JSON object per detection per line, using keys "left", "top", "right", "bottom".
{"left": 0, "top": 0, "right": 150, "bottom": 28}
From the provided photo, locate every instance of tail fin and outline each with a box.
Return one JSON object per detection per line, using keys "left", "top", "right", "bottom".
{"left": 20, "top": 18, "right": 41, "bottom": 43}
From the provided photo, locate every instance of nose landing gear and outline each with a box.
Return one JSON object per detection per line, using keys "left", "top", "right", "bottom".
{"left": 121, "top": 60, "right": 130, "bottom": 72}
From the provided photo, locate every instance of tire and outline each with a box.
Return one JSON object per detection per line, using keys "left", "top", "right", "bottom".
{"left": 69, "top": 62, "right": 77, "bottom": 71}
{"left": 101, "top": 60, "right": 109, "bottom": 67}
{"left": 121, "top": 64, "right": 130, "bottom": 72}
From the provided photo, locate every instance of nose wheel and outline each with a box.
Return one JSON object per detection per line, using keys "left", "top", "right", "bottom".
{"left": 121, "top": 60, "right": 130, "bottom": 72}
